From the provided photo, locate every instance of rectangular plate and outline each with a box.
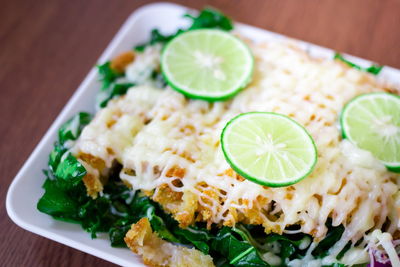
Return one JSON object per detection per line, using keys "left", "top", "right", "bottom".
{"left": 6, "top": 2, "right": 400, "bottom": 266}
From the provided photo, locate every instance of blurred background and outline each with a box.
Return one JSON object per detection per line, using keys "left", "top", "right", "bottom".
{"left": 1, "top": 0, "right": 399, "bottom": 266}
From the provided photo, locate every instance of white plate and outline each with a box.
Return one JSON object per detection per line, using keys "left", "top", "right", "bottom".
{"left": 6, "top": 2, "right": 400, "bottom": 267}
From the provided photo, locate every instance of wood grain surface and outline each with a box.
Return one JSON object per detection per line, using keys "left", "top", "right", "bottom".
{"left": 1, "top": 0, "right": 399, "bottom": 266}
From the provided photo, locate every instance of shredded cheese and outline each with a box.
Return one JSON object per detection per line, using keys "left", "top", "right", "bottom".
{"left": 72, "top": 41, "right": 399, "bottom": 262}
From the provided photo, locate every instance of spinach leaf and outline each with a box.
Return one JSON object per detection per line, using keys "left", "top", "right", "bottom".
{"left": 134, "top": 8, "right": 233, "bottom": 52}
{"left": 334, "top": 53, "right": 383, "bottom": 75}
{"left": 215, "top": 257, "right": 232, "bottom": 267}
{"left": 134, "top": 29, "right": 184, "bottom": 52}
{"left": 83, "top": 178, "right": 136, "bottom": 241}
{"left": 48, "top": 142, "right": 67, "bottom": 172}
{"left": 312, "top": 224, "right": 344, "bottom": 258}
{"left": 151, "top": 70, "right": 167, "bottom": 88}
{"left": 37, "top": 178, "right": 79, "bottom": 216}
{"left": 58, "top": 112, "right": 92, "bottom": 145}
{"left": 109, "top": 218, "right": 134, "bottom": 247}
{"left": 54, "top": 153, "right": 86, "bottom": 188}
{"left": 264, "top": 233, "right": 311, "bottom": 260}
{"left": 172, "top": 224, "right": 212, "bottom": 254}
{"left": 322, "top": 263, "right": 345, "bottom": 267}
{"left": 336, "top": 241, "right": 351, "bottom": 260}
{"left": 78, "top": 182, "right": 135, "bottom": 239}
{"left": 103, "top": 190, "right": 180, "bottom": 246}
{"left": 212, "top": 227, "right": 269, "bottom": 267}
{"left": 96, "top": 82, "right": 134, "bottom": 108}
{"left": 265, "top": 234, "right": 299, "bottom": 261}
{"left": 97, "top": 61, "right": 123, "bottom": 89}
{"left": 143, "top": 204, "right": 179, "bottom": 243}
{"left": 185, "top": 8, "right": 233, "bottom": 31}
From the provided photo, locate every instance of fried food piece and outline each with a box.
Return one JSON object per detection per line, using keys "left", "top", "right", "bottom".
{"left": 82, "top": 173, "right": 103, "bottom": 198}
{"left": 110, "top": 51, "right": 135, "bottom": 73}
{"left": 124, "top": 218, "right": 215, "bottom": 267}
{"left": 77, "top": 154, "right": 108, "bottom": 198}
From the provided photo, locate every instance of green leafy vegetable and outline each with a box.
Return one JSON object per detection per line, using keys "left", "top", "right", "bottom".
{"left": 58, "top": 112, "right": 92, "bottom": 145}
{"left": 96, "top": 60, "right": 135, "bottom": 109}
{"left": 151, "top": 69, "right": 167, "bottom": 88}
{"left": 264, "top": 233, "right": 310, "bottom": 261}
{"left": 134, "top": 8, "right": 233, "bottom": 52}
{"left": 211, "top": 227, "right": 268, "bottom": 267}
{"left": 322, "top": 263, "right": 346, "bottom": 267}
{"left": 48, "top": 112, "right": 92, "bottom": 188}
{"left": 78, "top": 179, "right": 133, "bottom": 239}
{"left": 128, "top": 192, "right": 179, "bottom": 243}
{"left": 334, "top": 53, "right": 383, "bottom": 75}
{"left": 54, "top": 153, "right": 86, "bottom": 188}
{"left": 37, "top": 178, "right": 80, "bottom": 216}
{"left": 312, "top": 223, "right": 344, "bottom": 258}
{"left": 96, "top": 82, "right": 134, "bottom": 108}
{"left": 109, "top": 220, "right": 133, "bottom": 247}
{"left": 185, "top": 7, "right": 233, "bottom": 31}
{"left": 134, "top": 29, "right": 184, "bottom": 52}
{"left": 48, "top": 143, "right": 67, "bottom": 172}
{"left": 171, "top": 224, "right": 212, "bottom": 254}
{"left": 97, "top": 61, "right": 123, "bottom": 89}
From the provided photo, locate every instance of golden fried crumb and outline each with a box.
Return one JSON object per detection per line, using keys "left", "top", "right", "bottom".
{"left": 82, "top": 173, "right": 103, "bottom": 199}
{"left": 124, "top": 218, "right": 215, "bottom": 267}
{"left": 78, "top": 153, "right": 108, "bottom": 198}
{"left": 110, "top": 51, "right": 135, "bottom": 73}
{"left": 79, "top": 153, "right": 106, "bottom": 170}
{"left": 166, "top": 165, "right": 186, "bottom": 178}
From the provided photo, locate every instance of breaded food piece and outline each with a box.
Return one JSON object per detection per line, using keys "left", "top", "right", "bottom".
{"left": 110, "top": 51, "right": 135, "bottom": 73}
{"left": 73, "top": 40, "right": 399, "bottom": 248}
{"left": 124, "top": 218, "right": 215, "bottom": 267}
{"left": 78, "top": 154, "right": 108, "bottom": 198}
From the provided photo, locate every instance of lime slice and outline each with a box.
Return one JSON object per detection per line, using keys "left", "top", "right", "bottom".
{"left": 221, "top": 112, "right": 318, "bottom": 187}
{"left": 340, "top": 93, "right": 400, "bottom": 172}
{"left": 161, "top": 29, "right": 253, "bottom": 101}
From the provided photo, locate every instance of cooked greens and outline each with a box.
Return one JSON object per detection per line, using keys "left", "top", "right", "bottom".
{"left": 97, "top": 61, "right": 123, "bottom": 90}
{"left": 211, "top": 227, "right": 267, "bottom": 267}
{"left": 334, "top": 53, "right": 383, "bottom": 75}
{"left": 96, "top": 82, "right": 134, "bottom": 108}
{"left": 96, "top": 61, "right": 134, "bottom": 109}
{"left": 134, "top": 29, "right": 182, "bottom": 52}
{"left": 37, "top": 112, "right": 349, "bottom": 264}
{"left": 134, "top": 8, "right": 233, "bottom": 52}
{"left": 58, "top": 112, "right": 92, "bottom": 145}
{"left": 185, "top": 8, "right": 233, "bottom": 31}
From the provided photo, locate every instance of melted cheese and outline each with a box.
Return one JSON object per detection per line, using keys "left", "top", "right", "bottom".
{"left": 73, "top": 41, "right": 399, "bottom": 252}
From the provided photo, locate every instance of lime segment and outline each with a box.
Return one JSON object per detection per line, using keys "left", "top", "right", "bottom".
{"left": 161, "top": 29, "right": 253, "bottom": 101}
{"left": 340, "top": 93, "right": 400, "bottom": 172}
{"left": 221, "top": 112, "right": 318, "bottom": 187}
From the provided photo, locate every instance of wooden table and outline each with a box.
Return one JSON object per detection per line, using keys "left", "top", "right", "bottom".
{"left": 1, "top": 0, "right": 399, "bottom": 266}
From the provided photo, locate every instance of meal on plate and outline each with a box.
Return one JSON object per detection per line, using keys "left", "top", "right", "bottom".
{"left": 37, "top": 8, "right": 400, "bottom": 267}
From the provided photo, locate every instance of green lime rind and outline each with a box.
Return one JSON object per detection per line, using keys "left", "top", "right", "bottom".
{"left": 221, "top": 112, "right": 318, "bottom": 187}
{"left": 161, "top": 29, "right": 254, "bottom": 101}
{"left": 340, "top": 92, "right": 400, "bottom": 172}
{"left": 386, "top": 165, "right": 400, "bottom": 173}
{"left": 161, "top": 70, "right": 252, "bottom": 101}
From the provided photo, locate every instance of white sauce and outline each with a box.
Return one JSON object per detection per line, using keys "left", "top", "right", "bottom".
{"left": 73, "top": 40, "right": 400, "bottom": 266}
